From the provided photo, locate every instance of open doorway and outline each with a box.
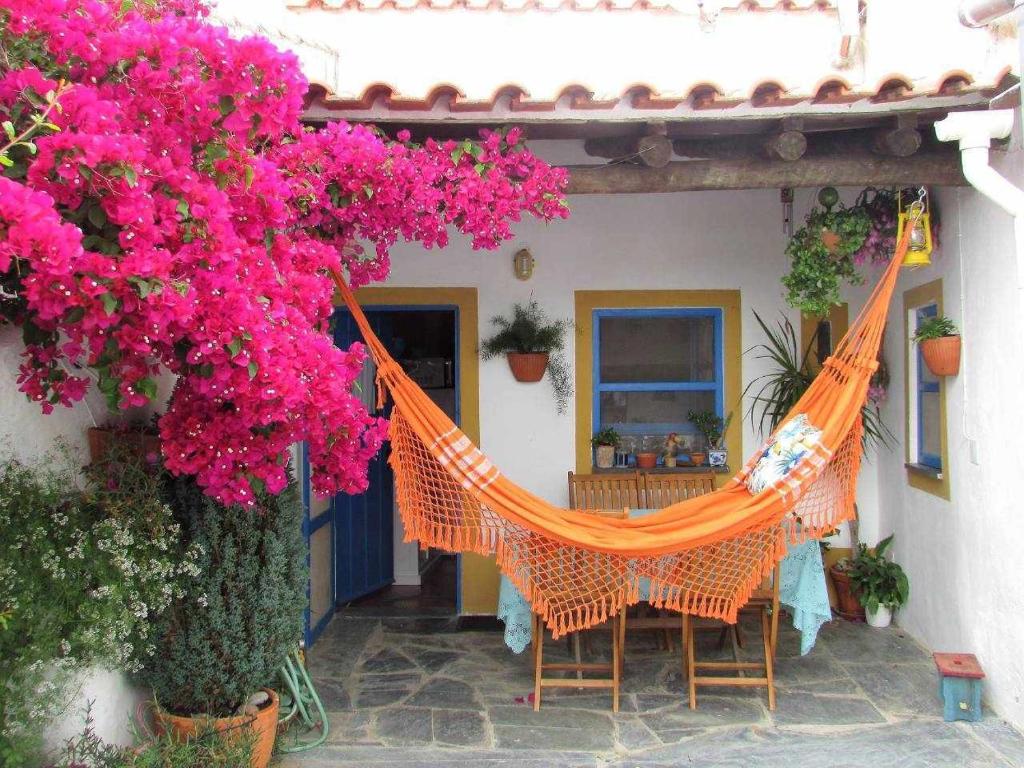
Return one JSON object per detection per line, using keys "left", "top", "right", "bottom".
{"left": 333, "top": 305, "right": 460, "bottom": 618}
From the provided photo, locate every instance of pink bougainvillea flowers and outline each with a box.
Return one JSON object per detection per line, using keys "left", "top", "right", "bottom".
{"left": 0, "top": 0, "right": 568, "bottom": 505}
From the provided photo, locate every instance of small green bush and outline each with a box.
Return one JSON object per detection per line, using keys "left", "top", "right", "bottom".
{"left": 141, "top": 472, "right": 307, "bottom": 717}
{"left": 912, "top": 315, "right": 958, "bottom": 343}
{"left": 0, "top": 448, "right": 200, "bottom": 768}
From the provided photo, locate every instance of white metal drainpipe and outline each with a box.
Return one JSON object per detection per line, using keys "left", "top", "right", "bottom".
{"left": 934, "top": 110, "right": 1024, "bottom": 287}
{"left": 945, "top": 0, "right": 1024, "bottom": 286}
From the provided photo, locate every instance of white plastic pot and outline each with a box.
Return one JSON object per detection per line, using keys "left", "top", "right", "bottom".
{"left": 866, "top": 604, "right": 892, "bottom": 628}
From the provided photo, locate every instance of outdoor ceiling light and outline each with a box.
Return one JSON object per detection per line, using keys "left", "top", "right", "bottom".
{"left": 513, "top": 248, "right": 535, "bottom": 281}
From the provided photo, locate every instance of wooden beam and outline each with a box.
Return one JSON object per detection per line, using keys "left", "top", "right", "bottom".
{"left": 872, "top": 114, "right": 922, "bottom": 158}
{"left": 562, "top": 150, "right": 965, "bottom": 194}
{"left": 583, "top": 122, "right": 673, "bottom": 168}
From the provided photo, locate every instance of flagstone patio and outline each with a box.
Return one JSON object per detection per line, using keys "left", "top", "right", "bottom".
{"left": 282, "top": 612, "right": 1024, "bottom": 767}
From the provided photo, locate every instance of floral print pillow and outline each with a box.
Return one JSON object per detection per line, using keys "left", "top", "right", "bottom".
{"left": 745, "top": 414, "right": 823, "bottom": 495}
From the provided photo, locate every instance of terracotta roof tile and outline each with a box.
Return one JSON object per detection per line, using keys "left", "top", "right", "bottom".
{"left": 216, "top": 0, "right": 1018, "bottom": 119}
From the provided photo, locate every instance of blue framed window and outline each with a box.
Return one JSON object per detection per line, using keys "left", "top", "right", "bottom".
{"left": 915, "top": 304, "right": 942, "bottom": 470}
{"left": 592, "top": 308, "right": 724, "bottom": 440}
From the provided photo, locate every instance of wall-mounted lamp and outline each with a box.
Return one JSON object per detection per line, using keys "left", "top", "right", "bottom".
{"left": 513, "top": 248, "right": 535, "bottom": 281}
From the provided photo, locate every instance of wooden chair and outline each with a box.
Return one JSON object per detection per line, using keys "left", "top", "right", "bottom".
{"left": 532, "top": 505, "right": 628, "bottom": 713}
{"left": 621, "top": 472, "right": 717, "bottom": 655}
{"left": 642, "top": 472, "right": 715, "bottom": 509}
{"left": 682, "top": 566, "right": 781, "bottom": 711}
{"left": 567, "top": 471, "right": 641, "bottom": 511}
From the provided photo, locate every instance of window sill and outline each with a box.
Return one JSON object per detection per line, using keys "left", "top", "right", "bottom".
{"left": 905, "top": 462, "right": 943, "bottom": 480}
{"left": 594, "top": 465, "right": 730, "bottom": 475}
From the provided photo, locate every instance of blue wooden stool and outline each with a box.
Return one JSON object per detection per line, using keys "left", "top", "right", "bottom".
{"left": 933, "top": 652, "right": 985, "bottom": 722}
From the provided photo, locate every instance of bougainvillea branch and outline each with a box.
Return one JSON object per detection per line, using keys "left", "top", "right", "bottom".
{"left": 0, "top": 0, "right": 569, "bottom": 505}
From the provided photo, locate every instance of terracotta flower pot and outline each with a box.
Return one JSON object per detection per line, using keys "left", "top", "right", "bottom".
{"left": 690, "top": 452, "right": 707, "bottom": 467}
{"left": 636, "top": 452, "right": 657, "bottom": 469}
{"left": 829, "top": 565, "right": 865, "bottom": 622}
{"left": 153, "top": 689, "right": 280, "bottom": 768}
{"left": 87, "top": 426, "right": 162, "bottom": 466}
{"left": 920, "top": 335, "right": 961, "bottom": 377}
{"left": 506, "top": 352, "right": 549, "bottom": 382}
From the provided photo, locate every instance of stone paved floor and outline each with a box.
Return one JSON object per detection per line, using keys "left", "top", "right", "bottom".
{"left": 281, "top": 612, "right": 1024, "bottom": 767}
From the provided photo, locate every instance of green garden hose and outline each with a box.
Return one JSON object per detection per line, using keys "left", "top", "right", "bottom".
{"left": 275, "top": 648, "right": 329, "bottom": 752}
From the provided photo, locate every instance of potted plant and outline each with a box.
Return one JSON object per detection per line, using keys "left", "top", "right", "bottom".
{"left": 782, "top": 187, "right": 871, "bottom": 317}
{"left": 847, "top": 534, "right": 910, "bottom": 628}
{"left": 140, "top": 472, "right": 307, "bottom": 768}
{"left": 828, "top": 558, "right": 866, "bottom": 622}
{"left": 86, "top": 418, "right": 161, "bottom": 466}
{"left": 912, "top": 314, "right": 960, "bottom": 376}
{"left": 687, "top": 409, "right": 730, "bottom": 466}
{"left": 744, "top": 311, "right": 893, "bottom": 451}
{"left": 592, "top": 427, "right": 620, "bottom": 469}
{"left": 481, "top": 300, "right": 573, "bottom": 413}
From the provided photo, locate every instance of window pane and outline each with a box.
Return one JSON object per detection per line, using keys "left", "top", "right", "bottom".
{"left": 599, "top": 389, "right": 716, "bottom": 431}
{"left": 920, "top": 391, "right": 942, "bottom": 464}
{"left": 599, "top": 315, "right": 715, "bottom": 383}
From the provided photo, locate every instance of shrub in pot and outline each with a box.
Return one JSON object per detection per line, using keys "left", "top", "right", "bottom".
{"left": 481, "top": 300, "right": 572, "bottom": 413}
{"left": 140, "top": 472, "right": 307, "bottom": 768}
{"left": 592, "top": 427, "right": 620, "bottom": 469}
{"left": 847, "top": 534, "right": 909, "bottom": 628}
{"left": 912, "top": 315, "right": 960, "bottom": 377}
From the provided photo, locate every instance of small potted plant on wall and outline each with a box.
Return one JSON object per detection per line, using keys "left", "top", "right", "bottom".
{"left": 913, "top": 314, "right": 961, "bottom": 376}
{"left": 481, "top": 299, "right": 573, "bottom": 414}
{"left": 847, "top": 534, "right": 910, "bottom": 628}
{"left": 592, "top": 427, "right": 620, "bottom": 469}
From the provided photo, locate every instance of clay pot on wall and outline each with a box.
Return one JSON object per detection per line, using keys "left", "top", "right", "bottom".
{"left": 636, "top": 452, "right": 658, "bottom": 469}
{"left": 154, "top": 689, "right": 280, "bottom": 768}
{"left": 506, "top": 352, "right": 549, "bottom": 382}
{"left": 920, "top": 336, "right": 961, "bottom": 377}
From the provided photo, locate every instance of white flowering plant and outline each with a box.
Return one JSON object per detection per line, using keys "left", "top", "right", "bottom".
{"left": 0, "top": 447, "right": 201, "bottom": 767}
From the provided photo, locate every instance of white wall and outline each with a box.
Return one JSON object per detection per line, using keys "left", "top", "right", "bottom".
{"left": 875, "top": 150, "right": 1024, "bottom": 728}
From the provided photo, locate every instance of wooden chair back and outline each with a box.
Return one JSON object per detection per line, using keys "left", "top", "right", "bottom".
{"left": 568, "top": 472, "right": 641, "bottom": 511}
{"left": 642, "top": 472, "right": 716, "bottom": 509}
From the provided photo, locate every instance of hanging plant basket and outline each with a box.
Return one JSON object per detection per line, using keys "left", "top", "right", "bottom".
{"left": 506, "top": 352, "right": 549, "bottom": 382}
{"left": 921, "top": 336, "right": 961, "bottom": 377}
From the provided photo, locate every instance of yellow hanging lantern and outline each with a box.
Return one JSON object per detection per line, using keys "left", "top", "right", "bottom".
{"left": 897, "top": 188, "right": 933, "bottom": 268}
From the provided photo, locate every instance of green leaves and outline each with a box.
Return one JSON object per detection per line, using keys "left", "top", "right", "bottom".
{"left": 743, "top": 310, "right": 894, "bottom": 451}
{"left": 783, "top": 205, "right": 870, "bottom": 316}
{"left": 912, "top": 315, "right": 958, "bottom": 343}
{"left": 848, "top": 535, "right": 910, "bottom": 610}
{"left": 100, "top": 292, "right": 118, "bottom": 316}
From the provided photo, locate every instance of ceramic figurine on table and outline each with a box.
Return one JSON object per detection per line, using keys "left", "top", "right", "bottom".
{"left": 663, "top": 433, "right": 682, "bottom": 468}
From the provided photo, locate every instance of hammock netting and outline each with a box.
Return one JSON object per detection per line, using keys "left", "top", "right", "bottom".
{"left": 330, "top": 230, "right": 908, "bottom": 638}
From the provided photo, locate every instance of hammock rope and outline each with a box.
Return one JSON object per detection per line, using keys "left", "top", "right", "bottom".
{"left": 329, "top": 230, "right": 909, "bottom": 638}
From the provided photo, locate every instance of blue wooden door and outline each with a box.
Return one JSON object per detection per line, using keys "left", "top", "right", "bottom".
{"left": 332, "top": 310, "right": 395, "bottom": 604}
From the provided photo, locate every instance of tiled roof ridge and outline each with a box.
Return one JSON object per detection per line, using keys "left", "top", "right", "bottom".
{"left": 289, "top": 0, "right": 836, "bottom": 13}
{"left": 304, "top": 68, "right": 1010, "bottom": 113}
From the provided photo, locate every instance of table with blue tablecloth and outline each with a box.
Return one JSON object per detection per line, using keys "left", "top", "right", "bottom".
{"left": 497, "top": 510, "right": 832, "bottom": 657}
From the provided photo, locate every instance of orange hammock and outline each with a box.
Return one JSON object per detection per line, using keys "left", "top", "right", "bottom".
{"left": 330, "top": 231, "right": 908, "bottom": 638}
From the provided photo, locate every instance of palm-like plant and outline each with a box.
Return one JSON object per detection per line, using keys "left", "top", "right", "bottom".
{"left": 743, "top": 311, "right": 893, "bottom": 451}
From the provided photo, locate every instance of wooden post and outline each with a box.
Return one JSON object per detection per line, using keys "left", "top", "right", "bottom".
{"left": 873, "top": 114, "right": 923, "bottom": 158}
